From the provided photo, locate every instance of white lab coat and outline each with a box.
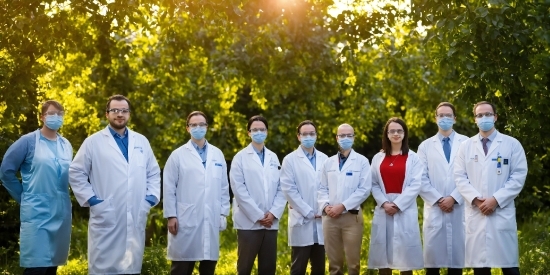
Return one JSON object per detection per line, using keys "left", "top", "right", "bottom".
{"left": 230, "top": 144, "right": 286, "bottom": 230}
{"left": 280, "top": 146, "right": 328, "bottom": 247}
{"left": 69, "top": 127, "right": 161, "bottom": 275}
{"left": 454, "top": 131, "right": 527, "bottom": 268}
{"left": 418, "top": 132, "right": 467, "bottom": 268}
{"left": 368, "top": 151, "right": 423, "bottom": 270}
{"left": 163, "top": 140, "right": 230, "bottom": 261}
{"left": 317, "top": 149, "right": 371, "bottom": 214}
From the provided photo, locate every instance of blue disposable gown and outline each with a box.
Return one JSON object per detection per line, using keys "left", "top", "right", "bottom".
{"left": 0, "top": 130, "right": 73, "bottom": 267}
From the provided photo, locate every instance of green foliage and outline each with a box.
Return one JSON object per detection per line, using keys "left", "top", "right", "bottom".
{"left": 413, "top": 0, "right": 550, "bottom": 219}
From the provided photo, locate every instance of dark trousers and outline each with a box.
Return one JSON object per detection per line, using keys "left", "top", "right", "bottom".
{"left": 473, "top": 267, "right": 520, "bottom": 275}
{"left": 237, "top": 229, "right": 278, "bottom": 275}
{"left": 170, "top": 260, "right": 217, "bottom": 275}
{"left": 426, "top": 268, "right": 463, "bottom": 275}
{"left": 23, "top": 267, "right": 57, "bottom": 275}
{"left": 378, "top": 269, "right": 412, "bottom": 275}
{"left": 290, "top": 243, "right": 325, "bottom": 275}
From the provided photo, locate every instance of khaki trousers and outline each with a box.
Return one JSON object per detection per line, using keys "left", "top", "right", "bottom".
{"left": 322, "top": 210, "right": 364, "bottom": 275}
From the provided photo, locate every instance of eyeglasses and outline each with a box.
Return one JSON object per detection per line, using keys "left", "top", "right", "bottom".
{"left": 250, "top": 128, "right": 267, "bottom": 133}
{"left": 436, "top": 114, "right": 454, "bottom": 118}
{"left": 108, "top": 108, "right": 130, "bottom": 114}
{"left": 44, "top": 111, "right": 65, "bottom": 116}
{"left": 188, "top": 123, "right": 208, "bottom": 128}
{"left": 337, "top": 134, "right": 354, "bottom": 138}
{"left": 475, "top": 112, "right": 495, "bottom": 118}
{"left": 388, "top": 129, "right": 404, "bottom": 135}
{"left": 300, "top": 132, "right": 317, "bottom": 137}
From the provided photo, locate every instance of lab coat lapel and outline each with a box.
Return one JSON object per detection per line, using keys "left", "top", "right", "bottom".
{"left": 246, "top": 144, "right": 264, "bottom": 167}
{"left": 486, "top": 132, "right": 502, "bottom": 157}
{"left": 473, "top": 134, "right": 487, "bottom": 159}
{"left": 264, "top": 150, "right": 273, "bottom": 170}
{"left": 128, "top": 130, "right": 135, "bottom": 163}
{"left": 102, "top": 127, "right": 126, "bottom": 161}
{"left": 340, "top": 150, "right": 356, "bottom": 172}
{"left": 449, "top": 134, "right": 464, "bottom": 165}
{"left": 431, "top": 135, "right": 447, "bottom": 162}
{"left": 204, "top": 141, "right": 214, "bottom": 170}
{"left": 296, "top": 146, "right": 315, "bottom": 171}
{"left": 184, "top": 140, "right": 203, "bottom": 163}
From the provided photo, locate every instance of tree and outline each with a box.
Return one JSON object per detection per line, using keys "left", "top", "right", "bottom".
{"left": 413, "top": 0, "right": 550, "bottom": 217}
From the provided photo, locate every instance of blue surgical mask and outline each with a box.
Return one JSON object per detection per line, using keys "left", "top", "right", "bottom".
{"left": 476, "top": 116, "right": 495, "bottom": 131}
{"left": 337, "top": 137, "right": 353, "bottom": 150}
{"left": 45, "top": 115, "right": 63, "bottom": 130}
{"left": 437, "top": 117, "right": 454, "bottom": 131}
{"left": 252, "top": 132, "right": 267, "bottom": 144}
{"left": 301, "top": 136, "right": 316, "bottom": 149}
{"left": 190, "top": 127, "right": 207, "bottom": 140}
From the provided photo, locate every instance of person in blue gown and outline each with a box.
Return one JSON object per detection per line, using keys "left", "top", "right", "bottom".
{"left": 0, "top": 100, "right": 73, "bottom": 275}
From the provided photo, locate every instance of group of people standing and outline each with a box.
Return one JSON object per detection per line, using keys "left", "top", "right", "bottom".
{"left": 0, "top": 96, "right": 527, "bottom": 275}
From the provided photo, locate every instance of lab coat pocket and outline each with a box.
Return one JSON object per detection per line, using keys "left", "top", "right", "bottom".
{"left": 289, "top": 209, "right": 305, "bottom": 227}
{"left": 466, "top": 207, "right": 483, "bottom": 234}
{"left": 177, "top": 202, "right": 197, "bottom": 229}
{"left": 399, "top": 208, "right": 421, "bottom": 247}
{"left": 90, "top": 198, "right": 115, "bottom": 228}
{"left": 138, "top": 200, "right": 152, "bottom": 232}
{"left": 212, "top": 163, "right": 223, "bottom": 179}
{"left": 219, "top": 216, "right": 227, "bottom": 231}
{"left": 370, "top": 209, "right": 386, "bottom": 244}
{"left": 20, "top": 193, "right": 51, "bottom": 223}
{"left": 135, "top": 150, "right": 146, "bottom": 167}
{"left": 424, "top": 207, "right": 442, "bottom": 230}
{"left": 346, "top": 171, "right": 361, "bottom": 190}
{"left": 495, "top": 207, "right": 517, "bottom": 232}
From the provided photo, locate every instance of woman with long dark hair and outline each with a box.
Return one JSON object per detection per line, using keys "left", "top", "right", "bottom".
{"left": 367, "top": 117, "right": 424, "bottom": 275}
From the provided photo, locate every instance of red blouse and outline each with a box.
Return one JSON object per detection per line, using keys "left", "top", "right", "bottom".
{"left": 380, "top": 154, "right": 408, "bottom": 194}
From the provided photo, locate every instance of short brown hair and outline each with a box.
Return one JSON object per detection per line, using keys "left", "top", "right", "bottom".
{"left": 435, "top": 102, "right": 456, "bottom": 117}
{"left": 473, "top": 101, "right": 497, "bottom": 116}
{"left": 381, "top": 117, "right": 410, "bottom": 156}
{"left": 296, "top": 120, "right": 317, "bottom": 134}
{"left": 41, "top": 100, "right": 64, "bottom": 114}
{"left": 186, "top": 111, "right": 208, "bottom": 125}
{"left": 106, "top": 95, "right": 131, "bottom": 112}
{"left": 247, "top": 115, "right": 268, "bottom": 131}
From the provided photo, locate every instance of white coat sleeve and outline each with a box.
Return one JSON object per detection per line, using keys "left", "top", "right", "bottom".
{"left": 220, "top": 157, "right": 230, "bottom": 217}
{"left": 454, "top": 141, "right": 482, "bottom": 205}
{"left": 162, "top": 151, "right": 179, "bottom": 218}
{"left": 280, "top": 155, "right": 314, "bottom": 219}
{"left": 371, "top": 155, "right": 388, "bottom": 207}
{"left": 69, "top": 138, "right": 96, "bottom": 207}
{"left": 417, "top": 142, "right": 443, "bottom": 206}
{"left": 317, "top": 158, "right": 330, "bottom": 213}
{"left": 449, "top": 185, "right": 464, "bottom": 205}
{"left": 492, "top": 140, "right": 527, "bottom": 208}
{"left": 342, "top": 156, "right": 371, "bottom": 210}
{"left": 229, "top": 154, "right": 265, "bottom": 223}
{"left": 144, "top": 141, "right": 161, "bottom": 205}
{"left": 269, "top": 156, "right": 286, "bottom": 219}
{"left": 393, "top": 154, "right": 423, "bottom": 211}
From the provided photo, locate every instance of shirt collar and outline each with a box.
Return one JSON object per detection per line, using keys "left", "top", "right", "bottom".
{"left": 108, "top": 125, "right": 128, "bottom": 138}
{"left": 301, "top": 146, "right": 316, "bottom": 159}
{"left": 252, "top": 145, "right": 264, "bottom": 155}
{"left": 191, "top": 140, "right": 208, "bottom": 150}
{"left": 437, "top": 130, "right": 455, "bottom": 142}
{"left": 479, "top": 130, "right": 498, "bottom": 141}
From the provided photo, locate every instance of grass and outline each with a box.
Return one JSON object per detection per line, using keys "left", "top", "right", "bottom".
{"left": 2, "top": 198, "right": 550, "bottom": 274}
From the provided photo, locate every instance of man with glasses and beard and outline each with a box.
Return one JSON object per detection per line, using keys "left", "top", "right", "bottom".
{"left": 69, "top": 94, "right": 161, "bottom": 275}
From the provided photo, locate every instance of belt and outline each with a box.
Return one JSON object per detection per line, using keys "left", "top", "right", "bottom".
{"left": 348, "top": 209, "right": 359, "bottom": 215}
